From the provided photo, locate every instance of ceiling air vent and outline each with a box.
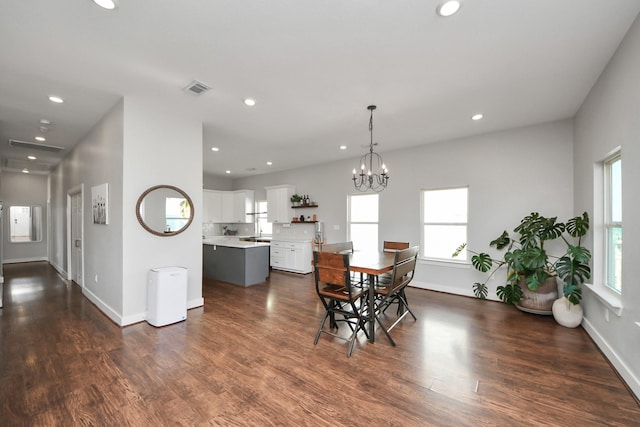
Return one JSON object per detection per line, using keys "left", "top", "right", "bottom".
{"left": 183, "top": 80, "right": 211, "bottom": 96}
{"left": 8, "top": 139, "right": 64, "bottom": 153}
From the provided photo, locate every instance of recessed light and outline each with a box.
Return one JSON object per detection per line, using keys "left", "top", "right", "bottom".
{"left": 339, "top": 145, "right": 347, "bottom": 150}
{"left": 39, "top": 119, "right": 51, "bottom": 125}
{"left": 35, "top": 136, "right": 46, "bottom": 142}
{"left": 22, "top": 169, "right": 29, "bottom": 174}
{"left": 437, "top": 0, "right": 461, "bottom": 17}
{"left": 266, "top": 161, "right": 273, "bottom": 166}
{"left": 28, "top": 155, "right": 37, "bottom": 160}
{"left": 471, "top": 113, "right": 484, "bottom": 121}
{"left": 244, "top": 98, "right": 256, "bottom": 106}
{"left": 211, "top": 147, "right": 220, "bottom": 152}
{"left": 225, "top": 170, "right": 231, "bottom": 174}
{"left": 48, "top": 95, "right": 64, "bottom": 104}
{"left": 92, "top": 0, "right": 118, "bottom": 10}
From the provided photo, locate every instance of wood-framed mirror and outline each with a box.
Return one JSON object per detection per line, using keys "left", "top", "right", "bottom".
{"left": 136, "top": 185, "right": 194, "bottom": 237}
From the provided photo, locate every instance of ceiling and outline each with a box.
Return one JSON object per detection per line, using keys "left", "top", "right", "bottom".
{"left": 1, "top": 1, "right": 639, "bottom": 178}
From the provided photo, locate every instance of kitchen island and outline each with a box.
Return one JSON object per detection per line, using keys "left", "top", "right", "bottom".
{"left": 203, "top": 237, "right": 270, "bottom": 286}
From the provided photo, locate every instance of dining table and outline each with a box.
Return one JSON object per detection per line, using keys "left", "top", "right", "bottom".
{"left": 348, "top": 250, "right": 396, "bottom": 343}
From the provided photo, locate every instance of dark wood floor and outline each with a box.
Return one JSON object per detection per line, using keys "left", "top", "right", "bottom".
{"left": 1, "top": 262, "right": 638, "bottom": 426}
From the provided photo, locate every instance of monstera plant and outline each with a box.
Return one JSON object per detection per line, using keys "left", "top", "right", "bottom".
{"left": 454, "top": 212, "right": 591, "bottom": 306}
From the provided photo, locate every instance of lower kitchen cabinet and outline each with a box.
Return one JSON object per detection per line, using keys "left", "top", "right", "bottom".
{"left": 270, "top": 240, "right": 312, "bottom": 274}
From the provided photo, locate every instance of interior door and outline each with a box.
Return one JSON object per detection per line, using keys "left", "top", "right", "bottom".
{"left": 71, "top": 192, "right": 83, "bottom": 286}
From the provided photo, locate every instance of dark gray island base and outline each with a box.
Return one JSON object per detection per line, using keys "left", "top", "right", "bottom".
{"left": 203, "top": 241, "right": 270, "bottom": 286}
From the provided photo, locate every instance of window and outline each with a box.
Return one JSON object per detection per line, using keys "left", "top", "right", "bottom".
{"left": 165, "top": 197, "right": 190, "bottom": 232}
{"left": 605, "top": 154, "right": 622, "bottom": 293}
{"left": 256, "top": 200, "right": 272, "bottom": 236}
{"left": 348, "top": 194, "right": 378, "bottom": 251}
{"left": 421, "top": 187, "right": 468, "bottom": 260}
{"left": 9, "top": 205, "right": 43, "bottom": 242}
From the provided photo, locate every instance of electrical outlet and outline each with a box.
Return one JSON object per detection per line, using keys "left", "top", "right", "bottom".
{"left": 333, "top": 225, "right": 340, "bottom": 230}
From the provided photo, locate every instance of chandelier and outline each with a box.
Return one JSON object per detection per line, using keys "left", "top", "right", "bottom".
{"left": 352, "top": 105, "right": 389, "bottom": 192}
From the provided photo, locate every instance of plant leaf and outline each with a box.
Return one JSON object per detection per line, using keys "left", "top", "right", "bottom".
{"left": 489, "top": 231, "right": 511, "bottom": 250}
{"left": 473, "top": 282, "right": 488, "bottom": 299}
{"left": 497, "top": 283, "right": 522, "bottom": 304}
{"left": 452, "top": 243, "right": 467, "bottom": 258}
{"left": 471, "top": 253, "right": 493, "bottom": 272}
{"left": 566, "top": 212, "right": 590, "bottom": 238}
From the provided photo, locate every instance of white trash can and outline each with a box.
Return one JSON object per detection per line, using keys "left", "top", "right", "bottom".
{"left": 147, "top": 267, "right": 187, "bottom": 327}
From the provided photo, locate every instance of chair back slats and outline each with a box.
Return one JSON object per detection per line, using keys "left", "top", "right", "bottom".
{"left": 383, "top": 241, "right": 410, "bottom": 252}
{"left": 388, "top": 246, "right": 419, "bottom": 289}
{"left": 313, "top": 252, "right": 350, "bottom": 287}
{"left": 319, "top": 241, "right": 354, "bottom": 254}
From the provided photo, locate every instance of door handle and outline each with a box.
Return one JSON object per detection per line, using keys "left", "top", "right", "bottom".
{"left": 75, "top": 240, "right": 81, "bottom": 248}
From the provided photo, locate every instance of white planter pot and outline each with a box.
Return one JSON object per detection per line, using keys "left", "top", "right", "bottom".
{"left": 552, "top": 297, "right": 583, "bottom": 328}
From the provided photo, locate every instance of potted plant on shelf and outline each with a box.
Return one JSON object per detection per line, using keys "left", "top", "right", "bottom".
{"left": 453, "top": 212, "right": 591, "bottom": 324}
{"left": 290, "top": 194, "right": 302, "bottom": 206}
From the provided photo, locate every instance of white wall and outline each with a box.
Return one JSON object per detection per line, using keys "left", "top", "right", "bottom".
{"left": 50, "top": 100, "right": 125, "bottom": 317}
{"left": 121, "top": 97, "right": 203, "bottom": 324}
{"left": 1, "top": 171, "right": 49, "bottom": 263}
{"left": 203, "top": 173, "right": 232, "bottom": 190}
{"left": 234, "top": 119, "right": 574, "bottom": 298}
{"left": 574, "top": 14, "right": 640, "bottom": 397}
{"left": 49, "top": 97, "right": 204, "bottom": 326}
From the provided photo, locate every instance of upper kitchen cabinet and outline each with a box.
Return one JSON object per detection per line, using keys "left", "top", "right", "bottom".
{"left": 266, "top": 184, "right": 295, "bottom": 224}
{"left": 204, "top": 189, "right": 254, "bottom": 223}
{"left": 203, "top": 190, "right": 222, "bottom": 223}
{"left": 233, "top": 190, "right": 254, "bottom": 223}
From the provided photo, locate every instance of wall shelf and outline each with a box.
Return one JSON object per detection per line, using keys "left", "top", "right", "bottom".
{"left": 291, "top": 221, "right": 317, "bottom": 224}
{"left": 292, "top": 204, "right": 318, "bottom": 208}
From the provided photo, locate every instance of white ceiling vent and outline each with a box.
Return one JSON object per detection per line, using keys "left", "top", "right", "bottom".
{"left": 8, "top": 139, "right": 64, "bottom": 153}
{"left": 183, "top": 80, "right": 211, "bottom": 96}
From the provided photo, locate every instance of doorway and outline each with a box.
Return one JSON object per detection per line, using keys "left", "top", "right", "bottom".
{"left": 67, "top": 186, "right": 84, "bottom": 287}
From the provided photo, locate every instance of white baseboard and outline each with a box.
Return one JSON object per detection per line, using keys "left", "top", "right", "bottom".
{"left": 82, "top": 287, "right": 125, "bottom": 326}
{"left": 119, "top": 297, "right": 205, "bottom": 327}
{"left": 582, "top": 317, "right": 640, "bottom": 400}
{"left": 411, "top": 279, "right": 484, "bottom": 300}
{"left": 49, "top": 261, "right": 67, "bottom": 278}
{"left": 3, "top": 256, "right": 48, "bottom": 264}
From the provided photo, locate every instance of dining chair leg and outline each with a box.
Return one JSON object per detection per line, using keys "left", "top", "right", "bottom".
{"left": 375, "top": 314, "right": 396, "bottom": 346}
{"left": 314, "top": 310, "right": 331, "bottom": 345}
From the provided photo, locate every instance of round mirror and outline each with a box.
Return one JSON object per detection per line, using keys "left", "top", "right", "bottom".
{"left": 136, "top": 185, "right": 194, "bottom": 237}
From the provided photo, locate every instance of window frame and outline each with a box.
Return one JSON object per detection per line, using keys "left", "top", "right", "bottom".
{"left": 420, "top": 186, "right": 469, "bottom": 263}
{"left": 255, "top": 200, "right": 272, "bottom": 236}
{"left": 604, "top": 153, "right": 622, "bottom": 294}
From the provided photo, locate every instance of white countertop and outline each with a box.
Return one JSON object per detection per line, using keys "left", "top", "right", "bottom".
{"left": 271, "top": 238, "right": 313, "bottom": 243}
{"left": 203, "top": 237, "right": 270, "bottom": 249}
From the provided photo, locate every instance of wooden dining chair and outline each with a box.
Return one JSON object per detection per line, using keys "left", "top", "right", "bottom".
{"left": 383, "top": 241, "right": 410, "bottom": 252}
{"left": 373, "top": 246, "right": 419, "bottom": 346}
{"left": 313, "top": 251, "right": 369, "bottom": 357}
{"left": 318, "top": 241, "right": 364, "bottom": 285}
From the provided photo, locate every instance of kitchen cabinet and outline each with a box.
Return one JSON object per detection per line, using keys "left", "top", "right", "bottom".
{"left": 203, "top": 239, "right": 270, "bottom": 286}
{"left": 203, "top": 190, "right": 222, "bottom": 223}
{"left": 265, "top": 184, "right": 295, "bottom": 223}
{"left": 234, "top": 190, "right": 254, "bottom": 223}
{"left": 270, "top": 240, "right": 312, "bottom": 274}
{"left": 203, "top": 189, "right": 254, "bottom": 223}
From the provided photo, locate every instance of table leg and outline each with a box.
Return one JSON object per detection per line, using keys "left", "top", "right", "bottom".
{"left": 368, "top": 273, "right": 375, "bottom": 342}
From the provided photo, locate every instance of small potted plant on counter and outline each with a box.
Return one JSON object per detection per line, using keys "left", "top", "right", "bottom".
{"left": 290, "top": 194, "right": 302, "bottom": 206}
